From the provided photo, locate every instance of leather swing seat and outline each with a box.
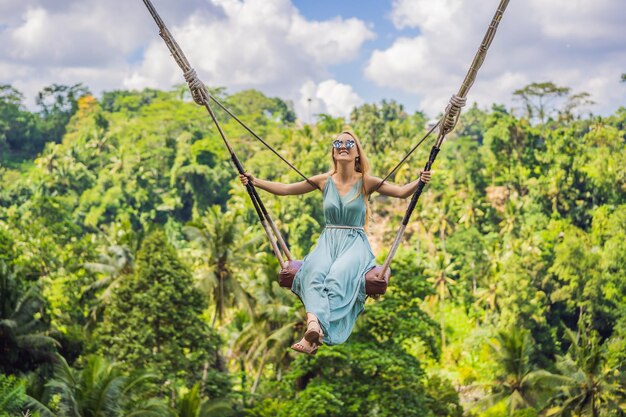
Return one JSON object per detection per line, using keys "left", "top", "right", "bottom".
{"left": 278, "top": 260, "right": 391, "bottom": 296}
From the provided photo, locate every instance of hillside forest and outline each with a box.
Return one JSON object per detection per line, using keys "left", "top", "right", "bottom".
{"left": 1, "top": 80, "right": 625, "bottom": 416}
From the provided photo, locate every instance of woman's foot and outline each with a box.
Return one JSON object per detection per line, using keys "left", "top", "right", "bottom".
{"left": 304, "top": 319, "right": 324, "bottom": 345}
{"left": 291, "top": 337, "right": 319, "bottom": 355}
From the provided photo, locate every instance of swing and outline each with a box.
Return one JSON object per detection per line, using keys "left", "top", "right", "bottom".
{"left": 141, "top": 0, "right": 510, "bottom": 296}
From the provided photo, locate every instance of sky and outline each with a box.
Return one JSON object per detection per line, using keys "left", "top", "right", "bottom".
{"left": 1, "top": 0, "right": 625, "bottom": 122}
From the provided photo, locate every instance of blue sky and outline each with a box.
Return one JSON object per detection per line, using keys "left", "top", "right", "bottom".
{"left": 1, "top": 0, "right": 625, "bottom": 120}
{"left": 293, "top": 0, "right": 423, "bottom": 110}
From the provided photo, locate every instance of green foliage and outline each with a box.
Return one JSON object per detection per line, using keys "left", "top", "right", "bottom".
{"left": 248, "top": 341, "right": 446, "bottom": 417}
{"left": 0, "top": 374, "right": 26, "bottom": 416}
{"left": 362, "top": 249, "right": 439, "bottom": 357}
{"left": 36, "top": 83, "right": 90, "bottom": 144}
{"left": 43, "top": 353, "right": 169, "bottom": 416}
{"left": 97, "top": 230, "right": 231, "bottom": 399}
{"left": 174, "top": 383, "right": 235, "bottom": 417}
{"left": 0, "top": 85, "right": 43, "bottom": 158}
{"left": 0, "top": 260, "right": 58, "bottom": 374}
{"left": 183, "top": 205, "right": 261, "bottom": 326}
{"left": 542, "top": 325, "right": 626, "bottom": 417}
{"left": 478, "top": 327, "right": 549, "bottom": 414}
{"left": 0, "top": 83, "right": 625, "bottom": 416}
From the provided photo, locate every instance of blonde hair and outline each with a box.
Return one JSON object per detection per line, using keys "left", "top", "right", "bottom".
{"left": 329, "top": 131, "right": 371, "bottom": 225}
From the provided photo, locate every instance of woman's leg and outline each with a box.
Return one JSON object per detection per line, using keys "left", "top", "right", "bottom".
{"left": 322, "top": 242, "right": 373, "bottom": 345}
{"left": 292, "top": 245, "right": 334, "bottom": 338}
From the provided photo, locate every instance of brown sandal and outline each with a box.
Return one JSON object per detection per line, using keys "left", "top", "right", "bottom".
{"left": 291, "top": 341, "right": 319, "bottom": 355}
{"left": 304, "top": 320, "right": 324, "bottom": 345}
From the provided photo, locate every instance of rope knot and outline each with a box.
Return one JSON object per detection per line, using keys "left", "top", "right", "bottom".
{"left": 183, "top": 68, "right": 208, "bottom": 105}
{"left": 440, "top": 94, "right": 467, "bottom": 135}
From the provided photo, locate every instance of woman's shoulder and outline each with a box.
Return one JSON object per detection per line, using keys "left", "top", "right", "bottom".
{"left": 363, "top": 174, "right": 382, "bottom": 188}
{"left": 309, "top": 172, "right": 332, "bottom": 190}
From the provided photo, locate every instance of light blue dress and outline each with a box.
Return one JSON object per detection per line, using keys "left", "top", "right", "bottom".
{"left": 291, "top": 176, "right": 376, "bottom": 345}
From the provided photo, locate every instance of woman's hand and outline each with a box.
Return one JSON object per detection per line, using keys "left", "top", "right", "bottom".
{"left": 239, "top": 172, "right": 255, "bottom": 186}
{"left": 420, "top": 170, "right": 432, "bottom": 184}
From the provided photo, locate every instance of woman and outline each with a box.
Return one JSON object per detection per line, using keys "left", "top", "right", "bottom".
{"left": 240, "top": 131, "right": 431, "bottom": 354}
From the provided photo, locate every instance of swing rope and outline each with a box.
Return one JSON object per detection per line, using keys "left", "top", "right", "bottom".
{"left": 142, "top": 0, "right": 292, "bottom": 268}
{"left": 146, "top": 0, "right": 437, "bottom": 195}
{"left": 141, "top": 0, "right": 510, "bottom": 291}
{"left": 185, "top": 65, "right": 437, "bottom": 193}
{"left": 377, "top": 0, "right": 510, "bottom": 280}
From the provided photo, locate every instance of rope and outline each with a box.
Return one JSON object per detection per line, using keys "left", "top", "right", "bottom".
{"left": 142, "top": 0, "right": 293, "bottom": 267}
{"left": 183, "top": 68, "right": 208, "bottom": 105}
{"left": 142, "top": 0, "right": 508, "bottom": 284}
{"left": 440, "top": 94, "right": 467, "bottom": 136}
{"left": 183, "top": 63, "right": 320, "bottom": 190}
{"left": 207, "top": 95, "right": 320, "bottom": 191}
{"left": 378, "top": 0, "right": 510, "bottom": 280}
{"left": 372, "top": 118, "right": 441, "bottom": 194}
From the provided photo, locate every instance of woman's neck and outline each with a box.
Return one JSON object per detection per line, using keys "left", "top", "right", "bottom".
{"left": 335, "top": 161, "right": 357, "bottom": 183}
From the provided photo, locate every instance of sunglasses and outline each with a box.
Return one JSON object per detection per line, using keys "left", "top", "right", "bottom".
{"left": 332, "top": 139, "right": 356, "bottom": 149}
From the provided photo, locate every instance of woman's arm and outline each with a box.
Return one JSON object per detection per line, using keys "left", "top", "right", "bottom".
{"left": 365, "top": 171, "right": 432, "bottom": 198}
{"left": 240, "top": 173, "right": 327, "bottom": 196}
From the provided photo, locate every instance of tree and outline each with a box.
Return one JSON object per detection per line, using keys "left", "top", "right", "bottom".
{"left": 478, "top": 327, "right": 549, "bottom": 414}
{"left": 0, "top": 85, "right": 42, "bottom": 156}
{"left": 315, "top": 114, "right": 344, "bottom": 134}
{"left": 225, "top": 89, "right": 296, "bottom": 125}
{"left": 42, "top": 354, "right": 169, "bottom": 417}
{"left": 183, "top": 206, "right": 260, "bottom": 327}
{"left": 36, "top": 83, "right": 90, "bottom": 143}
{"left": 231, "top": 253, "right": 301, "bottom": 403}
{"left": 425, "top": 252, "right": 457, "bottom": 351}
{"left": 97, "top": 230, "right": 231, "bottom": 399}
{"left": 513, "top": 82, "right": 570, "bottom": 124}
{"left": 247, "top": 341, "right": 458, "bottom": 417}
{"left": 560, "top": 92, "right": 595, "bottom": 122}
{"left": 0, "top": 374, "right": 27, "bottom": 415}
{"left": 350, "top": 100, "right": 407, "bottom": 152}
{"left": 0, "top": 261, "right": 58, "bottom": 374}
{"left": 82, "top": 242, "right": 135, "bottom": 330}
{"left": 174, "top": 383, "right": 234, "bottom": 417}
{"left": 543, "top": 326, "right": 625, "bottom": 417}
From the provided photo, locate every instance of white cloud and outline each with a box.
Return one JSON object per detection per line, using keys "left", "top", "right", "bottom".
{"left": 125, "top": 0, "right": 374, "bottom": 97}
{"left": 530, "top": 0, "right": 625, "bottom": 42}
{"left": 366, "top": 0, "right": 626, "bottom": 116}
{"left": 0, "top": 0, "right": 374, "bottom": 113}
{"left": 297, "top": 79, "right": 363, "bottom": 122}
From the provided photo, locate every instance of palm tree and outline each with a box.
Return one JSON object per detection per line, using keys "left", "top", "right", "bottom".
{"left": 0, "top": 262, "right": 58, "bottom": 374}
{"left": 474, "top": 281, "right": 499, "bottom": 322}
{"left": 425, "top": 252, "right": 456, "bottom": 351}
{"left": 0, "top": 374, "right": 27, "bottom": 415}
{"left": 427, "top": 201, "right": 455, "bottom": 253}
{"left": 174, "top": 383, "right": 234, "bottom": 417}
{"left": 43, "top": 354, "right": 169, "bottom": 417}
{"left": 316, "top": 114, "right": 344, "bottom": 134}
{"left": 183, "top": 205, "right": 262, "bottom": 327}
{"left": 230, "top": 253, "right": 301, "bottom": 403}
{"left": 477, "top": 327, "right": 548, "bottom": 414}
{"left": 457, "top": 179, "right": 485, "bottom": 229}
{"left": 82, "top": 243, "right": 134, "bottom": 329}
{"left": 543, "top": 327, "right": 625, "bottom": 417}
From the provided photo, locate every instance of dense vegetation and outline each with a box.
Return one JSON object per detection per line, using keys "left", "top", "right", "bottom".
{"left": 1, "top": 81, "right": 625, "bottom": 416}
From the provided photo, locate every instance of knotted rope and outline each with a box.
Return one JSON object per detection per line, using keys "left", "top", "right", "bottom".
{"left": 440, "top": 94, "right": 467, "bottom": 136}
{"left": 183, "top": 68, "right": 209, "bottom": 105}
{"left": 142, "top": 0, "right": 292, "bottom": 267}
{"left": 377, "top": 0, "right": 509, "bottom": 281}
